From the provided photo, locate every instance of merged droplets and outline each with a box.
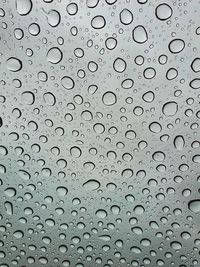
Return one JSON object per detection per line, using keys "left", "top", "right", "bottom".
{"left": 41, "top": 9, "right": 61, "bottom": 27}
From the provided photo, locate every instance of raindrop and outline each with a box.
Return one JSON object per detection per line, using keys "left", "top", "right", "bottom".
{"left": 16, "top": 0, "right": 32, "bottom": 16}
{"left": 168, "top": 39, "right": 185, "bottom": 54}
{"left": 47, "top": 47, "right": 63, "bottom": 64}
{"left": 4, "top": 187, "right": 16, "bottom": 197}
{"left": 66, "top": 3, "right": 78, "bottom": 16}
{"left": 56, "top": 186, "right": 68, "bottom": 197}
{"left": 189, "top": 78, "right": 200, "bottom": 89}
{"left": 102, "top": 91, "right": 117, "bottom": 106}
{"left": 119, "top": 8, "right": 133, "bottom": 25}
{"left": 155, "top": 4, "right": 172, "bottom": 21}
{"left": 43, "top": 92, "right": 56, "bottom": 106}
{"left": 83, "top": 179, "right": 100, "bottom": 190}
{"left": 61, "top": 76, "right": 75, "bottom": 90}
{"left": 6, "top": 57, "right": 22, "bottom": 72}
{"left": 105, "top": 37, "right": 117, "bottom": 50}
{"left": 132, "top": 25, "right": 148, "bottom": 44}
{"left": 91, "top": 15, "right": 106, "bottom": 29}
{"left": 42, "top": 9, "right": 61, "bottom": 27}
{"left": 113, "top": 57, "right": 126, "bottom": 73}
{"left": 174, "top": 135, "right": 185, "bottom": 151}
{"left": 188, "top": 199, "right": 200, "bottom": 213}
{"left": 191, "top": 58, "right": 200, "bottom": 72}
{"left": 96, "top": 209, "right": 107, "bottom": 218}
{"left": 70, "top": 146, "right": 82, "bottom": 158}
{"left": 162, "top": 101, "right": 178, "bottom": 116}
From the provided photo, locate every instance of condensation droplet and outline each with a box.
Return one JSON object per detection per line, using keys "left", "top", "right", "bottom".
{"left": 132, "top": 25, "right": 148, "bottom": 44}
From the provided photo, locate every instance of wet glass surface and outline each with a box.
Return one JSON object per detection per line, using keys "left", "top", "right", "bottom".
{"left": 0, "top": 0, "right": 200, "bottom": 266}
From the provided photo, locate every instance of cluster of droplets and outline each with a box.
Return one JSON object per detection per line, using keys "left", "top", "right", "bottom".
{"left": 0, "top": 0, "right": 200, "bottom": 266}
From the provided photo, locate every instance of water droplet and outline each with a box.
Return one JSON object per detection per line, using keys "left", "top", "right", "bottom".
{"left": 16, "top": 0, "right": 32, "bottom": 16}
{"left": 47, "top": 47, "right": 63, "bottom": 64}
{"left": 162, "top": 101, "right": 178, "bottom": 116}
{"left": 91, "top": 15, "right": 106, "bottom": 29}
{"left": 155, "top": 4, "right": 172, "bottom": 21}
{"left": 96, "top": 209, "right": 107, "bottom": 218}
{"left": 191, "top": 58, "right": 200, "bottom": 73}
{"left": 168, "top": 39, "right": 185, "bottom": 54}
{"left": 189, "top": 78, "right": 200, "bottom": 89}
{"left": 113, "top": 57, "right": 126, "bottom": 73}
{"left": 6, "top": 57, "right": 22, "bottom": 72}
{"left": 188, "top": 199, "right": 200, "bottom": 213}
{"left": 102, "top": 91, "right": 117, "bottom": 106}
{"left": 83, "top": 179, "right": 100, "bottom": 190}
{"left": 132, "top": 25, "right": 148, "bottom": 44}
{"left": 4, "top": 187, "right": 16, "bottom": 197}
{"left": 174, "top": 135, "right": 185, "bottom": 150}
{"left": 119, "top": 8, "right": 133, "bottom": 25}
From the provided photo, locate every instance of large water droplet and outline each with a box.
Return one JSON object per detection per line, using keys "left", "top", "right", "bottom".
{"left": 162, "top": 101, "right": 178, "bottom": 116}
{"left": 16, "top": 0, "right": 32, "bottom": 16}
{"left": 6, "top": 57, "right": 22, "bottom": 72}
{"left": 83, "top": 179, "right": 100, "bottom": 190}
{"left": 132, "top": 25, "right": 148, "bottom": 44}
{"left": 102, "top": 91, "right": 117, "bottom": 106}
{"left": 188, "top": 199, "right": 200, "bottom": 213}
{"left": 47, "top": 47, "right": 63, "bottom": 64}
